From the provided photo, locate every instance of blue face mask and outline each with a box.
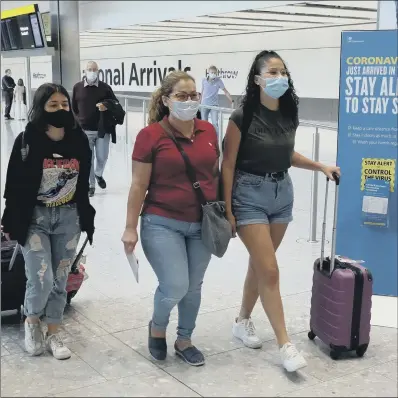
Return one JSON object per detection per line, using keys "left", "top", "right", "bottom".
{"left": 261, "top": 77, "right": 289, "bottom": 99}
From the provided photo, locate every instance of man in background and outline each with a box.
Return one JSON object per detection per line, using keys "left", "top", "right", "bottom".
{"left": 72, "top": 61, "right": 117, "bottom": 197}
{"left": 2, "top": 69, "right": 16, "bottom": 120}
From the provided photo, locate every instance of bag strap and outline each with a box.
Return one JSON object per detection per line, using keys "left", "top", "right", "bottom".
{"left": 159, "top": 120, "right": 207, "bottom": 206}
{"left": 221, "top": 106, "right": 253, "bottom": 152}
{"left": 240, "top": 105, "right": 254, "bottom": 145}
{"left": 20, "top": 131, "right": 29, "bottom": 161}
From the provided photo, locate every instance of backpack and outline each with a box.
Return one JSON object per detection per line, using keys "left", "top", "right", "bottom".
{"left": 222, "top": 106, "right": 254, "bottom": 153}
{"left": 218, "top": 108, "right": 253, "bottom": 201}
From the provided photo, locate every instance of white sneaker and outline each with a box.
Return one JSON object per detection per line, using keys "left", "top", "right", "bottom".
{"left": 232, "top": 318, "right": 263, "bottom": 349}
{"left": 46, "top": 333, "right": 71, "bottom": 360}
{"left": 24, "top": 320, "right": 44, "bottom": 356}
{"left": 280, "top": 343, "right": 307, "bottom": 372}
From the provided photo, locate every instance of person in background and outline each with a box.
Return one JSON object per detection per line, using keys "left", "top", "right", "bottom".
{"left": 72, "top": 61, "right": 117, "bottom": 197}
{"left": 2, "top": 69, "right": 16, "bottom": 120}
{"left": 200, "top": 65, "right": 233, "bottom": 136}
{"left": 222, "top": 50, "right": 340, "bottom": 372}
{"left": 1, "top": 83, "right": 95, "bottom": 360}
{"left": 14, "top": 78, "right": 27, "bottom": 121}
{"left": 122, "top": 71, "right": 219, "bottom": 367}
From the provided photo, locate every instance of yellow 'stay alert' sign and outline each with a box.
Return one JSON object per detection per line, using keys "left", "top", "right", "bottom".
{"left": 361, "top": 158, "right": 396, "bottom": 192}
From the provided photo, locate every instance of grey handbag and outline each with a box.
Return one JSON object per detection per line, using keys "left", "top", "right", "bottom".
{"left": 160, "top": 121, "right": 232, "bottom": 258}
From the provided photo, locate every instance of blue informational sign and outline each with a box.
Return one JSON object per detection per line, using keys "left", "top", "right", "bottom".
{"left": 336, "top": 30, "right": 398, "bottom": 297}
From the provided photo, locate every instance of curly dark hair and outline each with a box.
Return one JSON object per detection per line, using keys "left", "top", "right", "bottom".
{"left": 241, "top": 50, "right": 299, "bottom": 125}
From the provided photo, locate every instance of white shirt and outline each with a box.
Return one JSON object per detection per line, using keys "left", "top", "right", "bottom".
{"left": 14, "top": 85, "right": 25, "bottom": 102}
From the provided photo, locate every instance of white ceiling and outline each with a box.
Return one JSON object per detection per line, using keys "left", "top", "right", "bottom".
{"left": 79, "top": 0, "right": 378, "bottom": 48}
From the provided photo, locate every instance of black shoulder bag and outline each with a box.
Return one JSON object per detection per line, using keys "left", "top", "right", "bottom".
{"left": 159, "top": 121, "right": 232, "bottom": 258}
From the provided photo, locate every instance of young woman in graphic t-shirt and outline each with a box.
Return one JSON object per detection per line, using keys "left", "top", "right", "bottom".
{"left": 2, "top": 83, "right": 95, "bottom": 360}
{"left": 222, "top": 50, "right": 341, "bottom": 372}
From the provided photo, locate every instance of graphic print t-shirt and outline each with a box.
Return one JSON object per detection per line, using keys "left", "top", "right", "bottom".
{"left": 37, "top": 138, "right": 80, "bottom": 207}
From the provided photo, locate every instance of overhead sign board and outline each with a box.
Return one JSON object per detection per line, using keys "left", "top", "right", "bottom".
{"left": 1, "top": 3, "right": 45, "bottom": 52}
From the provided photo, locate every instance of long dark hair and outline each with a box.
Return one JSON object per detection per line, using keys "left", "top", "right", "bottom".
{"left": 241, "top": 50, "right": 299, "bottom": 125}
{"left": 17, "top": 78, "right": 24, "bottom": 86}
{"left": 28, "top": 83, "right": 76, "bottom": 131}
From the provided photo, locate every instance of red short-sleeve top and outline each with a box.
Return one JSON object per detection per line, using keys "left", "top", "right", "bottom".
{"left": 132, "top": 116, "right": 220, "bottom": 222}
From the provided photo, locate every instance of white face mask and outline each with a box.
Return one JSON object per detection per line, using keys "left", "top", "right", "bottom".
{"left": 86, "top": 71, "right": 98, "bottom": 83}
{"left": 209, "top": 72, "right": 216, "bottom": 79}
{"left": 170, "top": 100, "right": 200, "bottom": 121}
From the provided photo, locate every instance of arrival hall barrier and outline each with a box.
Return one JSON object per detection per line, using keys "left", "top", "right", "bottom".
{"left": 115, "top": 94, "right": 337, "bottom": 245}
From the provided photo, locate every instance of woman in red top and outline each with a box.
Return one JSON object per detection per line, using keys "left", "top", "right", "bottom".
{"left": 122, "top": 71, "right": 219, "bottom": 366}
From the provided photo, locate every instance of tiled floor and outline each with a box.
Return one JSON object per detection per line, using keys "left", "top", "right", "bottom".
{"left": 1, "top": 115, "right": 397, "bottom": 397}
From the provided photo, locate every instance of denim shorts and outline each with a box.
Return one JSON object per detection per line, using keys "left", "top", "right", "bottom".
{"left": 232, "top": 170, "right": 294, "bottom": 226}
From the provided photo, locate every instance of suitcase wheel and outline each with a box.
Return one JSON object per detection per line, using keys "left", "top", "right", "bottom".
{"left": 356, "top": 344, "right": 368, "bottom": 358}
{"left": 330, "top": 350, "right": 341, "bottom": 360}
{"left": 308, "top": 331, "right": 316, "bottom": 341}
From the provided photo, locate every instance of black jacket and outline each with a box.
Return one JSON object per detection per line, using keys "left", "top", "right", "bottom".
{"left": 2, "top": 75, "right": 16, "bottom": 92}
{"left": 1, "top": 123, "right": 96, "bottom": 245}
{"left": 98, "top": 99, "right": 125, "bottom": 144}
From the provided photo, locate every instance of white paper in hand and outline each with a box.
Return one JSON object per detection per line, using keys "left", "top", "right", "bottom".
{"left": 126, "top": 251, "right": 139, "bottom": 283}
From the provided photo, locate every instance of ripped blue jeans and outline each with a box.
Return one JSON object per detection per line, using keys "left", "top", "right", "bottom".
{"left": 22, "top": 205, "right": 81, "bottom": 324}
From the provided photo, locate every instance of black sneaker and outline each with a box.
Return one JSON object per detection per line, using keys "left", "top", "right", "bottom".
{"left": 89, "top": 187, "right": 95, "bottom": 197}
{"left": 174, "top": 343, "right": 205, "bottom": 367}
{"left": 95, "top": 175, "right": 106, "bottom": 189}
{"left": 5, "top": 116, "right": 14, "bottom": 120}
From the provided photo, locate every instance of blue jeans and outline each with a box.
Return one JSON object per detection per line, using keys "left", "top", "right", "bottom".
{"left": 201, "top": 108, "right": 219, "bottom": 136}
{"left": 84, "top": 130, "right": 110, "bottom": 188}
{"left": 22, "top": 205, "right": 81, "bottom": 324}
{"left": 140, "top": 214, "right": 212, "bottom": 341}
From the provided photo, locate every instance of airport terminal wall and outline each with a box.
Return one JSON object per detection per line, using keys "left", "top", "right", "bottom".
{"left": 1, "top": 22, "right": 376, "bottom": 123}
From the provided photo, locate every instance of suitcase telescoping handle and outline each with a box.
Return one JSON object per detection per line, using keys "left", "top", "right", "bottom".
{"left": 320, "top": 172, "right": 340, "bottom": 274}
{"left": 70, "top": 236, "right": 89, "bottom": 274}
{"left": 8, "top": 244, "right": 20, "bottom": 271}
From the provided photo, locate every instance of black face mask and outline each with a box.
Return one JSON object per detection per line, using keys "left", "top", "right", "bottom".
{"left": 44, "top": 109, "right": 73, "bottom": 129}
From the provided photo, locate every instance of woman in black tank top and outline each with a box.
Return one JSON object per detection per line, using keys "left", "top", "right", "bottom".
{"left": 221, "top": 50, "right": 341, "bottom": 372}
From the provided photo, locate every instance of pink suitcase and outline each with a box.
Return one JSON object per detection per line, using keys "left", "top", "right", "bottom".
{"left": 66, "top": 263, "right": 87, "bottom": 304}
{"left": 308, "top": 173, "right": 373, "bottom": 360}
